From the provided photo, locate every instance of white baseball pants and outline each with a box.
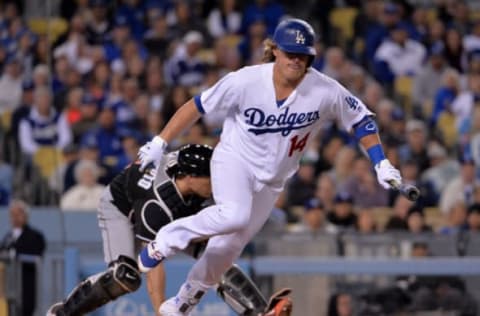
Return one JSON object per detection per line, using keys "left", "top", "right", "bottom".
{"left": 152, "top": 147, "right": 279, "bottom": 288}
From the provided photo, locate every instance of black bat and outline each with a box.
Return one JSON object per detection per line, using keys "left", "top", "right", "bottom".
{"left": 387, "top": 180, "right": 421, "bottom": 201}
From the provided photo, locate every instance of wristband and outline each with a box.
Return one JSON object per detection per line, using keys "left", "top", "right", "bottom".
{"left": 367, "top": 144, "right": 386, "bottom": 166}
{"left": 152, "top": 136, "right": 168, "bottom": 150}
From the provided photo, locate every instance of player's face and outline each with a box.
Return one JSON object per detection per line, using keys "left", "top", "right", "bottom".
{"left": 273, "top": 48, "right": 309, "bottom": 82}
{"left": 188, "top": 176, "right": 212, "bottom": 198}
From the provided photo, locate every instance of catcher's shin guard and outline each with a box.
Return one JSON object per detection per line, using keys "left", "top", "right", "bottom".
{"left": 47, "top": 255, "right": 141, "bottom": 316}
{"left": 217, "top": 265, "right": 268, "bottom": 315}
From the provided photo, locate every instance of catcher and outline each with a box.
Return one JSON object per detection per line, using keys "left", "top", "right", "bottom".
{"left": 46, "top": 143, "right": 292, "bottom": 316}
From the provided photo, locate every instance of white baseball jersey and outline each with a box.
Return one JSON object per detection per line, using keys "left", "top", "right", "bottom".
{"left": 195, "top": 63, "right": 373, "bottom": 188}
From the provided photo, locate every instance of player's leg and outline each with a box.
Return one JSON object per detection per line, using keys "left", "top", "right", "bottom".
{"left": 47, "top": 255, "right": 141, "bottom": 316}
{"left": 47, "top": 190, "right": 140, "bottom": 315}
{"left": 160, "top": 183, "right": 279, "bottom": 315}
{"left": 139, "top": 150, "right": 255, "bottom": 271}
{"left": 97, "top": 189, "right": 136, "bottom": 263}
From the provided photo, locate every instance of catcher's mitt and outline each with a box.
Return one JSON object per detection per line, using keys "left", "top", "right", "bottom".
{"left": 260, "top": 288, "right": 292, "bottom": 316}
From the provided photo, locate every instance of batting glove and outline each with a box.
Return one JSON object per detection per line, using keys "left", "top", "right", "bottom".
{"left": 138, "top": 136, "right": 167, "bottom": 172}
{"left": 374, "top": 159, "right": 402, "bottom": 190}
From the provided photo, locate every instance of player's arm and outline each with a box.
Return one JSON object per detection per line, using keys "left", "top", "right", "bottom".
{"left": 138, "top": 99, "right": 202, "bottom": 171}
{"left": 352, "top": 115, "right": 401, "bottom": 189}
{"left": 159, "top": 99, "right": 202, "bottom": 143}
{"left": 144, "top": 242, "right": 166, "bottom": 312}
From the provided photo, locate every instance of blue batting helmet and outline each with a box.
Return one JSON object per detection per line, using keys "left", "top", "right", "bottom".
{"left": 273, "top": 18, "right": 316, "bottom": 56}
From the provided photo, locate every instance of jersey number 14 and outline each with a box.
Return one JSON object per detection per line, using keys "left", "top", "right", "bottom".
{"left": 288, "top": 133, "right": 310, "bottom": 157}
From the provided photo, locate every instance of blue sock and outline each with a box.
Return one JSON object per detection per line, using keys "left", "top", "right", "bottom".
{"left": 139, "top": 246, "right": 162, "bottom": 268}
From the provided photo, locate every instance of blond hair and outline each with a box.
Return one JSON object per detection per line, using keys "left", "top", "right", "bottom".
{"left": 262, "top": 38, "right": 277, "bottom": 63}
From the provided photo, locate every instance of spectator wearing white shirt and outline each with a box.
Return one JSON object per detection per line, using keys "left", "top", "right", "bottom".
{"left": 0, "top": 57, "right": 23, "bottom": 114}
{"left": 60, "top": 159, "right": 105, "bottom": 211}
{"left": 207, "top": 0, "right": 242, "bottom": 39}
{"left": 463, "top": 20, "right": 480, "bottom": 56}
{"left": 374, "top": 22, "right": 426, "bottom": 84}
{"left": 19, "top": 87, "right": 72, "bottom": 156}
{"left": 164, "top": 31, "right": 207, "bottom": 88}
{"left": 451, "top": 73, "right": 480, "bottom": 130}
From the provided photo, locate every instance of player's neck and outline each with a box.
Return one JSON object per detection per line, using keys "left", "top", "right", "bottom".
{"left": 272, "top": 64, "right": 303, "bottom": 99}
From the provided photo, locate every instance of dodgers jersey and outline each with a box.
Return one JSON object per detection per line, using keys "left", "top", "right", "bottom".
{"left": 194, "top": 63, "right": 373, "bottom": 187}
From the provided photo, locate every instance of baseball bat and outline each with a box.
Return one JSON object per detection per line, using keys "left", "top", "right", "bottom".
{"left": 387, "top": 180, "right": 421, "bottom": 201}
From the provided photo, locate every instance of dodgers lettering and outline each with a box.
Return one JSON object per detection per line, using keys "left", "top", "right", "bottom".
{"left": 244, "top": 107, "right": 320, "bottom": 136}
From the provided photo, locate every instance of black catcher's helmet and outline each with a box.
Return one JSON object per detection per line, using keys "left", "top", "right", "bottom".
{"left": 174, "top": 144, "right": 213, "bottom": 177}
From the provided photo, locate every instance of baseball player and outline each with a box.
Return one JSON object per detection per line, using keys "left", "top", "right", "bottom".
{"left": 47, "top": 144, "right": 214, "bottom": 315}
{"left": 137, "top": 18, "right": 402, "bottom": 316}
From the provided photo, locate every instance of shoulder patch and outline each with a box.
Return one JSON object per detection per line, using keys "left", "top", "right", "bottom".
{"left": 345, "top": 96, "right": 359, "bottom": 111}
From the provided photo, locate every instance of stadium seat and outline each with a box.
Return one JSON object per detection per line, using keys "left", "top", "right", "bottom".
{"left": 436, "top": 112, "right": 458, "bottom": 149}
{"left": 425, "top": 8, "right": 438, "bottom": 24}
{"left": 0, "top": 110, "right": 12, "bottom": 132}
{"left": 223, "top": 34, "right": 242, "bottom": 48}
{"left": 0, "top": 298, "right": 5, "bottom": 316}
{"left": 394, "top": 75, "right": 414, "bottom": 115}
{"left": 329, "top": 7, "right": 359, "bottom": 47}
{"left": 471, "top": 10, "right": 480, "bottom": 21}
{"left": 424, "top": 207, "right": 446, "bottom": 231}
{"left": 27, "top": 17, "right": 68, "bottom": 42}
{"left": 32, "top": 146, "right": 63, "bottom": 178}
{"left": 371, "top": 207, "right": 391, "bottom": 231}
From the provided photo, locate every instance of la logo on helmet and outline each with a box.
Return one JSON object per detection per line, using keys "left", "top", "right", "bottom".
{"left": 295, "top": 30, "right": 305, "bottom": 44}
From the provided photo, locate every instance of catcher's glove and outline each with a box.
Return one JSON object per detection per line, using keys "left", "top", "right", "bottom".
{"left": 260, "top": 288, "right": 292, "bottom": 316}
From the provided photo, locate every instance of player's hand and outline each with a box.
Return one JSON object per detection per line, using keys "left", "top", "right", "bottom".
{"left": 374, "top": 159, "right": 402, "bottom": 190}
{"left": 138, "top": 136, "right": 167, "bottom": 172}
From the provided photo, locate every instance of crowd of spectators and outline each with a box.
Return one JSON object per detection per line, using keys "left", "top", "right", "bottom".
{"left": 0, "top": 0, "right": 479, "bottom": 234}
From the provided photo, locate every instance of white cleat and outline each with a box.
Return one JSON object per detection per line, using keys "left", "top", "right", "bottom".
{"left": 159, "top": 297, "right": 189, "bottom": 316}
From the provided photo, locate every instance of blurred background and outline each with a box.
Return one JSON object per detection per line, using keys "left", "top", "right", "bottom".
{"left": 1, "top": 0, "right": 480, "bottom": 315}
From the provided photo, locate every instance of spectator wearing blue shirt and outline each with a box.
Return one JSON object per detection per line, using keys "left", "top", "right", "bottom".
{"left": 116, "top": 0, "right": 147, "bottom": 41}
{"left": 241, "top": 0, "right": 284, "bottom": 36}
{"left": 116, "top": 128, "right": 142, "bottom": 168}
{"left": 103, "top": 15, "right": 132, "bottom": 63}
{"left": 364, "top": 2, "right": 402, "bottom": 69}
{"left": 237, "top": 18, "right": 267, "bottom": 65}
{"left": 431, "top": 68, "right": 460, "bottom": 128}
{"left": 81, "top": 106, "right": 123, "bottom": 173}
